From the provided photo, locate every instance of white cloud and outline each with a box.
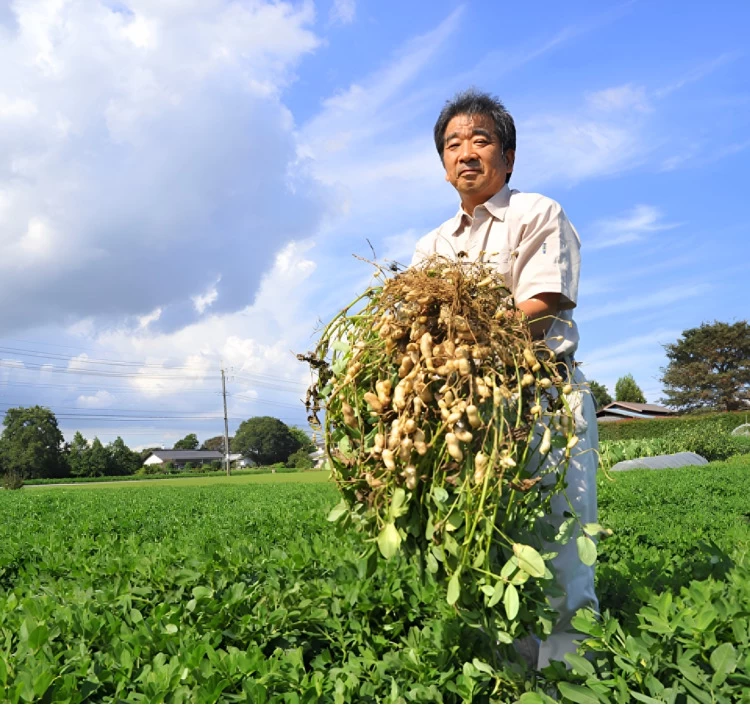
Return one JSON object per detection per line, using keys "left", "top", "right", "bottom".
{"left": 329, "top": 0, "right": 355, "bottom": 26}
{"left": 192, "top": 280, "right": 219, "bottom": 314}
{"left": 138, "top": 308, "right": 162, "bottom": 330}
{"left": 517, "top": 115, "right": 645, "bottom": 188}
{"left": 586, "top": 84, "right": 651, "bottom": 113}
{"left": 0, "top": 94, "right": 37, "bottom": 119}
{"left": 587, "top": 205, "right": 682, "bottom": 251}
{"left": 79, "top": 241, "right": 320, "bottom": 420}
{"left": 77, "top": 389, "right": 116, "bottom": 408}
{"left": 0, "top": 0, "right": 325, "bottom": 335}
{"left": 0, "top": 358, "right": 25, "bottom": 390}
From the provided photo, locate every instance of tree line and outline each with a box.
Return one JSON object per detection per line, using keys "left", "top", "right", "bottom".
{"left": 0, "top": 409, "right": 316, "bottom": 481}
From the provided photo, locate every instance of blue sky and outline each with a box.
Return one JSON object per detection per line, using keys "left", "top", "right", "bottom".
{"left": 0, "top": 0, "right": 748, "bottom": 449}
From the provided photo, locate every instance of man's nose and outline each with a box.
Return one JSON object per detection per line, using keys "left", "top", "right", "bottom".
{"left": 458, "top": 142, "right": 477, "bottom": 162}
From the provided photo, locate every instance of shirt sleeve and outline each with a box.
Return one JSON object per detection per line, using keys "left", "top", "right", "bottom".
{"left": 512, "top": 198, "right": 581, "bottom": 309}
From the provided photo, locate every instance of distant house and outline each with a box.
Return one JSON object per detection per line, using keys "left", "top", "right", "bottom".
{"left": 143, "top": 450, "right": 223, "bottom": 469}
{"left": 228, "top": 453, "right": 255, "bottom": 468}
{"left": 596, "top": 402, "right": 677, "bottom": 423}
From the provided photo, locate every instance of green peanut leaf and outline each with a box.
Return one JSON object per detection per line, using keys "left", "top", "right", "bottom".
{"left": 557, "top": 682, "right": 601, "bottom": 703}
{"left": 488, "top": 581, "right": 504, "bottom": 608}
{"left": 471, "top": 658, "right": 493, "bottom": 674}
{"left": 577, "top": 535, "right": 597, "bottom": 566}
{"left": 327, "top": 500, "right": 349, "bottom": 523}
{"left": 447, "top": 569, "right": 461, "bottom": 606}
{"left": 710, "top": 642, "right": 737, "bottom": 687}
{"left": 555, "top": 517, "right": 576, "bottom": 543}
{"left": 388, "top": 488, "right": 408, "bottom": 520}
{"left": 565, "top": 652, "right": 596, "bottom": 677}
{"left": 504, "top": 583, "right": 519, "bottom": 620}
{"left": 377, "top": 522, "right": 401, "bottom": 559}
{"left": 513, "top": 543, "right": 546, "bottom": 578}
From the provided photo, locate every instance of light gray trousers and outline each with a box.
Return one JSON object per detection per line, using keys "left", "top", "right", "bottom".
{"left": 535, "top": 366, "right": 600, "bottom": 668}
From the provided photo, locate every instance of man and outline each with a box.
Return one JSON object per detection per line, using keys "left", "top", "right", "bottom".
{"left": 412, "top": 89, "right": 599, "bottom": 669}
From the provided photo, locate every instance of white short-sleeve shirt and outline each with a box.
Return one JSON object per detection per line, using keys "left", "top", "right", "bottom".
{"left": 411, "top": 184, "right": 581, "bottom": 360}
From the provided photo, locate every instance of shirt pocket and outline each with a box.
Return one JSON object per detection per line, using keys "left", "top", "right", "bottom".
{"left": 484, "top": 249, "right": 512, "bottom": 285}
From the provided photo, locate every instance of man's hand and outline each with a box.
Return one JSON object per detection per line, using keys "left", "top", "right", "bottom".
{"left": 516, "top": 293, "right": 562, "bottom": 339}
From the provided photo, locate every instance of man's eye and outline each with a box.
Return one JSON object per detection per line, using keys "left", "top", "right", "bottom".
{"left": 447, "top": 142, "right": 459, "bottom": 150}
{"left": 475, "top": 139, "right": 488, "bottom": 146}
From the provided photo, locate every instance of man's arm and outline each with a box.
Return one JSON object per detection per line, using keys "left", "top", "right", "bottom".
{"left": 516, "top": 292, "right": 561, "bottom": 339}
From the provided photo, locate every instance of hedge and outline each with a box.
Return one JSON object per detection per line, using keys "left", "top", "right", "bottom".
{"left": 598, "top": 409, "right": 750, "bottom": 442}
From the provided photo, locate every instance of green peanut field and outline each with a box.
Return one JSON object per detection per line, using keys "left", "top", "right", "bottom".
{"left": 1, "top": 456, "right": 750, "bottom": 703}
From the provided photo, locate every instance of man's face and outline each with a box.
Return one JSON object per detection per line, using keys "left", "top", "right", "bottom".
{"left": 442, "top": 113, "right": 514, "bottom": 212}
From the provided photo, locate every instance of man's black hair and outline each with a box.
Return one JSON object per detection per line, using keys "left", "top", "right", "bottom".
{"left": 434, "top": 89, "right": 516, "bottom": 183}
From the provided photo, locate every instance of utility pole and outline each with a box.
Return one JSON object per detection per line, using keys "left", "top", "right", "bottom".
{"left": 221, "top": 368, "right": 231, "bottom": 476}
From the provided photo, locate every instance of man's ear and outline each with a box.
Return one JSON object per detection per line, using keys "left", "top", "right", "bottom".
{"left": 504, "top": 148, "right": 516, "bottom": 175}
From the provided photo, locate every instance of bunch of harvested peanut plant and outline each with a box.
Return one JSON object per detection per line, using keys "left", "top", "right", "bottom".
{"left": 303, "top": 255, "right": 588, "bottom": 647}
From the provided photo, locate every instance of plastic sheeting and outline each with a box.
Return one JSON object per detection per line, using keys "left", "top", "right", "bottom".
{"left": 610, "top": 451, "right": 708, "bottom": 472}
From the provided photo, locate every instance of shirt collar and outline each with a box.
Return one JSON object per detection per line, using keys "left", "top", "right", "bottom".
{"left": 445, "top": 184, "right": 511, "bottom": 236}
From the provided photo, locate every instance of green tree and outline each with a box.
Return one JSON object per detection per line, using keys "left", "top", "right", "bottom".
{"left": 87, "top": 438, "right": 111, "bottom": 477}
{"left": 587, "top": 380, "right": 613, "bottom": 410}
{"left": 68, "top": 431, "right": 90, "bottom": 477}
{"left": 0, "top": 406, "right": 67, "bottom": 479}
{"left": 108, "top": 436, "right": 141, "bottom": 475}
{"left": 289, "top": 427, "right": 315, "bottom": 453}
{"left": 231, "top": 416, "right": 301, "bottom": 466}
{"left": 201, "top": 435, "right": 232, "bottom": 452}
{"left": 174, "top": 433, "right": 199, "bottom": 450}
{"left": 615, "top": 374, "right": 647, "bottom": 404}
{"left": 661, "top": 320, "right": 750, "bottom": 412}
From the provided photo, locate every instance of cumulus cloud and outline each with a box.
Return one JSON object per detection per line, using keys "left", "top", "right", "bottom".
{"left": 0, "top": 0, "right": 325, "bottom": 335}
{"left": 77, "top": 389, "right": 116, "bottom": 408}
{"left": 71, "top": 240, "right": 322, "bottom": 426}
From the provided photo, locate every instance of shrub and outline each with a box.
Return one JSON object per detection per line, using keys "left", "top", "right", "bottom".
{"left": 1, "top": 471, "right": 24, "bottom": 490}
{"left": 286, "top": 448, "right": 314, "bottom": 469}
{"left": 599, "top": 410, "right": 750, "bottom": 442}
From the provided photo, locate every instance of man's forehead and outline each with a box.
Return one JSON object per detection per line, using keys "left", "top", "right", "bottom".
{"left": 444, "top": 113, "right": 494, "bottom": 137}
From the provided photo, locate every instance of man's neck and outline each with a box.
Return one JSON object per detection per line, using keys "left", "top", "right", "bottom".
{"left": 461, "top": 188, "right": 502, "bottom": 217}
{"left": 460, "top": 196, "right": 485, "bottom": 217}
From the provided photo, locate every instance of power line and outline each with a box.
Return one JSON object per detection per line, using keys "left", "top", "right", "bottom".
{"left": 0, "top": 345, "right": 211, "bottom": 370}
{"left": 0, "top": 403, "right": 223, "bottom": 415}
{"left": 0, "top": 359, "right": 219, "bottom": 380}
{"left": 0, "top": 379, "right": 221, "bottom": 393}
{"left": 0, "top": 337, "right": 223, "bottom": 366}
{"left": 230, "top": 393, "right": 303, "bottom": 410}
